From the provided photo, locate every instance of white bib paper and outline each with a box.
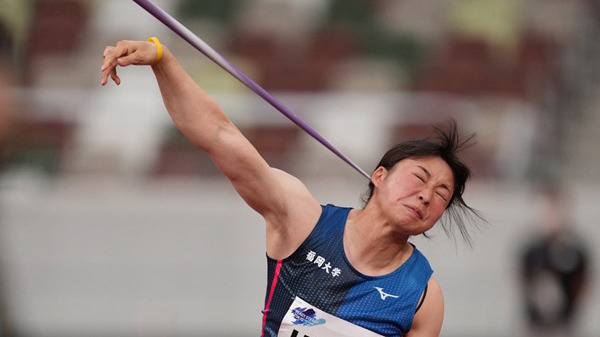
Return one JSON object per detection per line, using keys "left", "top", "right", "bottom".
{"left": 277, "top": 296, "right": 384, "bottom": 337}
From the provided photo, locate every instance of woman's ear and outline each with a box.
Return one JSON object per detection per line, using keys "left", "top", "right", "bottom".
{"left": 371, "top": 166, "right": 387, "bottom": 188}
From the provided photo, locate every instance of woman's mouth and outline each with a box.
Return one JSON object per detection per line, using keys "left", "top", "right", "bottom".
{"left": 405, "top": 205, "right": 423, "bottom": 220}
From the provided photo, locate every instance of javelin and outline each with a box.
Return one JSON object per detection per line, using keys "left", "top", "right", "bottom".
{"left": 131, "top": 0, "right": 370, "bottom": 180}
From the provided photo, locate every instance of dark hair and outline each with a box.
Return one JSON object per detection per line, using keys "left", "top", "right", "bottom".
{"left": 362, "top": 119, "right": 483, "bottom": 246}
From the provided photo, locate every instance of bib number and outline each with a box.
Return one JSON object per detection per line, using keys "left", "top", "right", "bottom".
{"left": 278, "top": 297, "right": 384, "bottom": 337}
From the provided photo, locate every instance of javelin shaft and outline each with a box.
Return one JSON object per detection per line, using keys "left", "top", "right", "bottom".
{"left": 131, "top": 0, "right": 370, "bottom": 180}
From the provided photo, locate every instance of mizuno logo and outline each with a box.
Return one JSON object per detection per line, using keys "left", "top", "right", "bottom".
{"left": 374, "top": 287, "right": 399, "bottom": 300}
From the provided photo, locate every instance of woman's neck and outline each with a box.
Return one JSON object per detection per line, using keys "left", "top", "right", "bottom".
{"left": 343, "top": 208, "right": 413, "bottom": 276}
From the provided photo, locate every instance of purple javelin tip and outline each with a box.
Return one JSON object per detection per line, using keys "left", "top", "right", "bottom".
{"left": 131, "top": 0, "right": 370, "bottom": 180}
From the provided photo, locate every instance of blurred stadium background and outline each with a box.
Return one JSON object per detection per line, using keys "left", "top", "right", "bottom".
{"left": 0, "top": 0, "right": 599, "bottom": 336}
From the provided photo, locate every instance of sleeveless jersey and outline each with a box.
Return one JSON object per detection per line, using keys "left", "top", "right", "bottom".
{"left": 261, "top": 204, "right": 433, "bottom": 337}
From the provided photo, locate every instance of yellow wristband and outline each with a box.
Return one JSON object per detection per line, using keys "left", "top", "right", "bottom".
{"left": 147, "top": 36, "right": 163, "bottom": 65}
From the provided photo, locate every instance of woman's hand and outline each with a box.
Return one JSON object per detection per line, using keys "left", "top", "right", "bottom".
{"left": 101, "top": 39, "right": 161, "bottom": 86}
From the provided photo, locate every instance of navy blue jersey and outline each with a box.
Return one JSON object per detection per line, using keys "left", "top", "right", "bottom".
{"left": 261, "top": 204, "right": 433, "bottom": 337}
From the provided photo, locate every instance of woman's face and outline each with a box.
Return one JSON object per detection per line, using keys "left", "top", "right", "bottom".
{"left": 371, "top": 156, "right": 454, "bottom": 235}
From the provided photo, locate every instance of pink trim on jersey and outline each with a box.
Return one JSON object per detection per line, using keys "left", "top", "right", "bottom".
{"left": 261, "top": 259, "right": 282, "bottom": 337}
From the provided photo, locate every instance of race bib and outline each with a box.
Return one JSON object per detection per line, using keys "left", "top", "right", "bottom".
{"left": 277, "top": 296, "right": 384, "bottom": 337}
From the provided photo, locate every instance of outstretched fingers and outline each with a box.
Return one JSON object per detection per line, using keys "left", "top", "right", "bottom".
{"left": 101, "top": 45, "right": 124, "bottom": 85}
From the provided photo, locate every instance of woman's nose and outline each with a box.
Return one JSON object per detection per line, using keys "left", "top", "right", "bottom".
{"left": 418, "top": 189, "right": 432, "bottom": 204}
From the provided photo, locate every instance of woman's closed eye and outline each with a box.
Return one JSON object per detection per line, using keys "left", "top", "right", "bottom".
{"left": 436, "top": 191, "right": 448, "bottom": 201}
